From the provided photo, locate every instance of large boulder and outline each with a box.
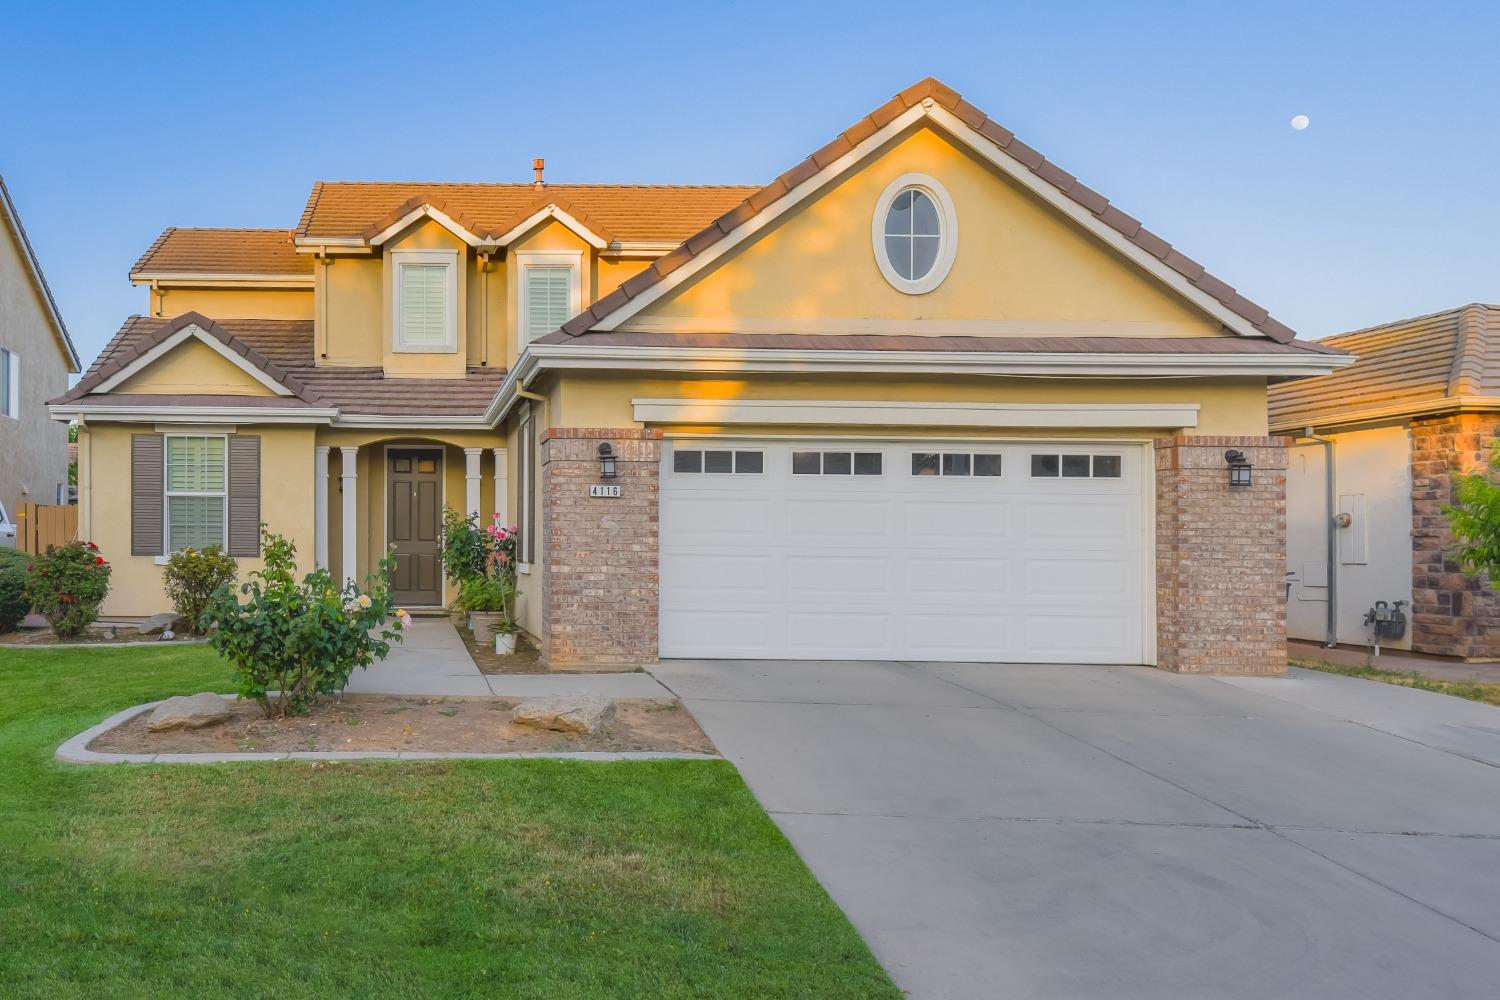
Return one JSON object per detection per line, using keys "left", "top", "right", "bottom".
{"left": 511, "top": 696, "right": 616, "bottom": 735}
{"left": 147, "top": 693, "right": 232, "bottom": 732}
{"left": 134, "top": 612, "right": 189, "bottom": 637}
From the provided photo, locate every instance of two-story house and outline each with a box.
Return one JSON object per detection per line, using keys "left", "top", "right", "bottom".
{"left": 51, "top": 79, "right": 1348, "bottom": 672}
{"left": 2, "top": 174, "right": 80, "bottom": 529}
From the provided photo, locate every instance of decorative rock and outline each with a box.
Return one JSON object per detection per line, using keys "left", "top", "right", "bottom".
{"left": 146, "top": 693, "right": 232, "bottom": 732}
{"left": 136, "top": 612, "right": 189, "bottom": 637}
{"left": 159, "top": 629, "right": 176, "bottom": 641}
{"left": 510, "top": 696, "right": 616, "bottom": 735}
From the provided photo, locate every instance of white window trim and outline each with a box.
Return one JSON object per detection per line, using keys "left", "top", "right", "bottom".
{"left": 1, "top": 348, "right": 17, "bottom": 420}
{"left": 391, "top": 249, "right": 459, "bottom": 354}
{"left": 871, "top": 172, "right": 959, "bottom": 295}
{"left": 516, "top": 250, "right": 583, "bottom": 344}
{"left": 163, "top": 433, "right": 229, "bottom": 554}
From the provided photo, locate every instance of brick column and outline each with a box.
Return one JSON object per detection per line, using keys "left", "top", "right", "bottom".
{"left": 540, "top": 428, "right": 661, "bottom": 670}
{"left": 1410, "top": 413, "right": 1500, "bottom": 658}
{"left": 1155, "top": 435, "right": 1288, "bottom": 674}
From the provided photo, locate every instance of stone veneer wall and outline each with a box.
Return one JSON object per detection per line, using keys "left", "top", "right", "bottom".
{"left": 1410, "top": 413, "right": 1500, "bottom": 659}
{"left": 1155, "top": 435, "right": 1289, "bottom": 674}
{"left": 539, "top": 428, "right": 662, "bottom": 669}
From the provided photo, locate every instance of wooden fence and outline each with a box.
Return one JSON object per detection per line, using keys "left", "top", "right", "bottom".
{"left": 16, "top": 503, "right": 78, "bottom": 554}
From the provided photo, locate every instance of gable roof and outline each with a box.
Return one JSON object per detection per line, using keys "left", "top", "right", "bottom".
{"left": 52, "top": 314, "right": 506, "bottom": 422}
{"left": 0, "top": 173, "right": 80, "bottom": 371}
{"left": 1268, "top": 304, "right": 1500, "bottom": 432}
{"left": 131, "top": 228, "right": 312, "bottom": 278}
{"left": 55, "top": 312, "right": 320, "bottom": 404}
{"left": 552, "top": 77, "right": 1296, "bottom": 345}
{"left": 295, "top": 182, "right": 759, "bottom": 248}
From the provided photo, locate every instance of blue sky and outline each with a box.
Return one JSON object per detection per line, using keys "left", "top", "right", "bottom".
{"left": 3, "top": 0, "right": 1497, "bottom": 366}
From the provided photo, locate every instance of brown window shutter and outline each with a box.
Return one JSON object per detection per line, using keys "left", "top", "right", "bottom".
{"left": 227, "top": 435, "right": 261, "bottom": 557}
{"left": 131, "top": 434, "right": 164, "bottom": 556}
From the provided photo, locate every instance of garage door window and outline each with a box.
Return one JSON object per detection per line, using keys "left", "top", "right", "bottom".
{"left": 674, "top": 449, "right": 763, "bottom": 474}
{"left": 1030, "top": 453, "right": 1123, "bottom": 479}
{"left": 792, "top": 451, "right": 883, "bottom": 475}
{"left": 911, "top": 452, "right": 1003, "bottom": 477}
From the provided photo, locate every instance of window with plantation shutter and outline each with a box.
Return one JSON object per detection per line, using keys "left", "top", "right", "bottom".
{"left": 165, "top": 435, "right": 227, "bottom": 551}
{"left": 391, "top": 250, "right": 458, "bottom": 352}
{"left": 525, "top": 267, "right": 572, "bottom": 340}
{"left": 517, "top": 252, "right": 581, "bottom": 343}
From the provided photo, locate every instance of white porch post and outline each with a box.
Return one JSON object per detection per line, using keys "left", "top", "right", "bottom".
{"left": 313, "top": 446, "right": 330, "bottom": 568}
{"left": 492, "top": 447, "right": 508, "bottom": 523}
{"left": 340, "top": 446, "right": 358, "bottom": 586}
{"left": 464, "top": 448, "right": 483, "bottom": 520}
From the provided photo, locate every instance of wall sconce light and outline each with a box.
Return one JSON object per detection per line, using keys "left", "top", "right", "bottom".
{"left": 597, "top": 442, "right": 618, "bottom": 480}
{"left": 1225, "top": 449, "right": 1252, "bottom": 488}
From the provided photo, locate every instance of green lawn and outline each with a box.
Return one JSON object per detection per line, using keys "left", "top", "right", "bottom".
{"left": 0, "top": 646, "right": 898, "bottom": 999}
{"left": 1291, "top": 657, "right": 1500, "bottom": 707}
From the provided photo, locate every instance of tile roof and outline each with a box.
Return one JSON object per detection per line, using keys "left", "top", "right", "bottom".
{"left": 130, "top": 228, "right": 312, "bottom": 277}
{"left": 295, "top": 182, "right": 759, "bottom": 245}
{"left": 556, "top": 77, "right": 1297, "bottom": 345}
{"left": 539, "top": 329, "right": 1339, "bottom": 356}
{"left": 1268, "top": 304, "right": 1500, "bottom": 431}
{"left": 58, "top": 314, "right": 505, "bottom": 419}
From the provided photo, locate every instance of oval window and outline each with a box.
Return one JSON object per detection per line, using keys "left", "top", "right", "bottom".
{"left": 872, "top": 174, "right": 957, "bottom": 294}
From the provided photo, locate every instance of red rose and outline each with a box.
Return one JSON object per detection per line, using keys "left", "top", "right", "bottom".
{"left": 87, "top": 542, "right": 98, "bottom": 551}
{"left": 95, "top": 556, "right": 105, "bottom": 565}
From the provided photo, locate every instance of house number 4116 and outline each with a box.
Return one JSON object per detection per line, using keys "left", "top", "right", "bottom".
{"left": 589, "top": 484, "right": 622, "bottom": 498}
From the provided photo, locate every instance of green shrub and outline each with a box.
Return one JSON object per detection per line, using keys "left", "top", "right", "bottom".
{"left": 440, "top": 507, "right": 489, "bottom": 588}
{"left": 0, "top": 556, "right": 28, "bottom": 633}
{"left": 202, "top": 527, "right": 409, "bottom": 718}
{"left": 161, "top": 545, "right": 237, "bottom": 635}
{"left": 24, "top": 541, "right": 111, "bottom": 639}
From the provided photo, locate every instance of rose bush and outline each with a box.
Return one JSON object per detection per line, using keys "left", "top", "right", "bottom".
{"left": 441, "top": 509, "right": 520, "bottom": 633}
{"left": 161, "top": 545, "right": 237, "bottom": 635}
{"left": 202, "top": 527, "right": 409, "bottom": 718}
{"left": 24, "top": 541, "right": 112, "bottom": 639}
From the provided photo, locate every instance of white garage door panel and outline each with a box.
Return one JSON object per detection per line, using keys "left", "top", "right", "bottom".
{"left": 661, "top": 440, "right": 1147, "bottom": 664}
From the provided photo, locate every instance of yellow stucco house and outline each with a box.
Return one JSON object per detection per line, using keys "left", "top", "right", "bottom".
{"left": 50, "top": 78, "right": 1349, "bottom": 673}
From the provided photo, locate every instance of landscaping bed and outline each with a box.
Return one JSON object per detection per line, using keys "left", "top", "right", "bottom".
{"left": 1, "top": 644, "right": 898, "bottom": 998}
{"left": 458, "top": 625, "right": 547, "bottom": 673}
{"left": 87, "top": 694, "right": 714, "bottom": 755}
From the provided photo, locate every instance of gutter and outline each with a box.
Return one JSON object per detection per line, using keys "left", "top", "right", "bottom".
{"left": 1302, "top": 427, "right": 1339, "bottom": 647}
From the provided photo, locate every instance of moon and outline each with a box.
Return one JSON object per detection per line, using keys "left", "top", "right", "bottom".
{"left": 1290, "top": 114, "right": 1310, "bottom": 131}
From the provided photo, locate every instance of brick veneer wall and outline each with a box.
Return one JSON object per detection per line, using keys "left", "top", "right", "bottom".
{"left": 1410, "top": 413, "right": 1500, "bottom": 659}
{"left": 1155, "top": 435, "right": 1288, "bottom": 674}
{"left": 539, "top": 428, "right": 662, "bottom": 669}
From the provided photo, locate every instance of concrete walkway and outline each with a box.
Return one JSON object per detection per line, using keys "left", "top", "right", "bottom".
{"left": 651, "top": 658, "right": 1500, "bottom": 1000}
{"left": 344, "top": 619, "right": 670, "bottom": 699}
{"left": 1290, "top": 638, "right": 1500, "bottom": 684}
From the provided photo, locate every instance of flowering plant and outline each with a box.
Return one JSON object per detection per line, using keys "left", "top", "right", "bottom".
{"left": 202, "top": 527, "right": 406, "bottom": 718}
{"left": 25, "top": 541, "right": 111, "bottom": 638}
{"left": 162, "top": 545, "right": 237, "bottom": 635}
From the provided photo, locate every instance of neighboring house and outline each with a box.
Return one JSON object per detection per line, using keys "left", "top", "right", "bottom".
{"left": 50, "top": 78, "right": 1349, "bottom": 673}
{"left": 1, "top": 174, "right": 81, "bottom": 526}
{"left": 1271, "top": 303, "right": 1500, "bottom": 658}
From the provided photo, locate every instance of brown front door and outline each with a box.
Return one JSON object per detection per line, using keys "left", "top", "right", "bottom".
{"left": 387, "top": 448, "right": 442, "bottom": 606}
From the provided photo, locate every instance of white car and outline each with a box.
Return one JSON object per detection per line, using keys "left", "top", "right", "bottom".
{"left": 0, "top": 500, "right": 15, "bottom": 548}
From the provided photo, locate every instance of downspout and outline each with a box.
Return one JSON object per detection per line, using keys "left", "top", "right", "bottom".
{"left": 1304, "top": 426, "right": 1339, "bottom": 647}
{"left": 477, "top": 251, "right": 492, "bottom": 367}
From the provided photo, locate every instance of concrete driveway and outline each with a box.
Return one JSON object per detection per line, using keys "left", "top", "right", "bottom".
{"left": 649, "top": 659, "right": 1500, "bottom": 1000}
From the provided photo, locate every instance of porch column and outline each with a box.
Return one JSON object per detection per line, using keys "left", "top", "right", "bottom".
{"left": 492, "top": 447, "right": 508, "bottom": 523}
{"left": 313, "top": 446, "right": 330, "bottom": 568}
{"left": 464, "top": 447, "right": 483, "bottom": 520}
{"left": 340, "top": 446, "right": 358, "bottom": 586}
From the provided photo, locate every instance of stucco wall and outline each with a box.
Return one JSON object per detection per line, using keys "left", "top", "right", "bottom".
{"left": 78, "top": 423, "right": 317, "bottom": 617}
{"left": 150, "top": 286, "right": 312, "bottom": 321}
{"left": 0, "top": 221, "right": 71, "bottom": 515}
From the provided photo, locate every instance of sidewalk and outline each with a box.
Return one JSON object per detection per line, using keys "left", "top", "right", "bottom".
{"left": 343, "top": 618, "right": 671, "bottom": 699}
{"left": 1289, "top": 639, "right": 1500, "bottom": 684}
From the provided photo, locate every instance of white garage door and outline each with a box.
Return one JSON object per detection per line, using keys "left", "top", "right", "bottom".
{"left": 660, "top": 439, "right": 1148, "bottom": 663}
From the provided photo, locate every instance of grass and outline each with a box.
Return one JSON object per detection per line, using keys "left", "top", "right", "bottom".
{"left": 1290, "top": 657, "right": 1500, "bottom": 707}
{"left": 0, "top": 646, "right": 899, "bottom": 999}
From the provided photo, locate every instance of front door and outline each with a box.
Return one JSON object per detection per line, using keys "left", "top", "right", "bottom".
{"left": 387, "top": 448, "right": 443, "bottom": 606}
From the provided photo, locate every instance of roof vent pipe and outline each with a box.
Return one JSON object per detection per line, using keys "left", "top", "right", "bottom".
{"left": 532, "top": 158, "right": 545, "bottom": 191}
